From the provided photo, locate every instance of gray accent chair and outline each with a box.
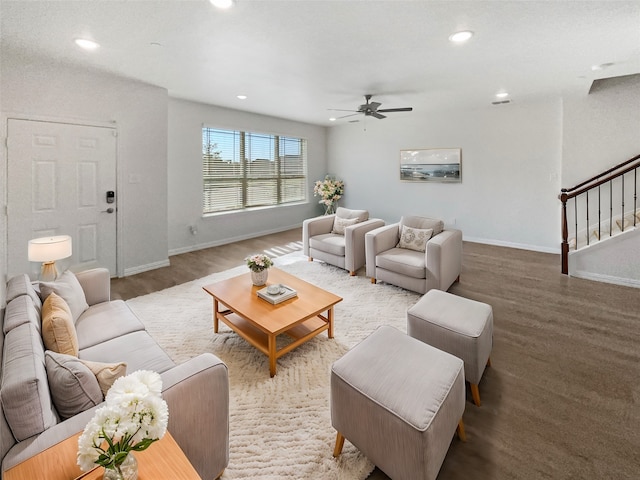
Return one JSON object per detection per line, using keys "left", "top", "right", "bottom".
{"left": 303, "top": 207, "right": 384, "bottom": 276}
{"left": 365, "top": 215, "right": 462, "bottom": 294}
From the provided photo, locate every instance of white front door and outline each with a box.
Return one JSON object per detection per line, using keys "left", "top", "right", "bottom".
{"left": 7, "top": 119, "right": 117, "bottom": 278}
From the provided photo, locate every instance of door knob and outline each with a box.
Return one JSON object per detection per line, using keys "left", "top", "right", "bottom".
{"left": 101, "top": 208, "right": 115, "bottom": 214}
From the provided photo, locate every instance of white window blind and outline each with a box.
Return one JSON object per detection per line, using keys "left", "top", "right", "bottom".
{"left": 203, "top": 128, "right": 307, "bottom": 214}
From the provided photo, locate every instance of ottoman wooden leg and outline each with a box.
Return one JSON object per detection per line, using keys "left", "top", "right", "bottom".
{"left": 471, "top": 383, "right": 481, "bottom": 407}
{"left": 456, "top": 419, "right": 466, "bottom": 442}
{"left": 333, "top": 432, "right": 345, "bottom": 457}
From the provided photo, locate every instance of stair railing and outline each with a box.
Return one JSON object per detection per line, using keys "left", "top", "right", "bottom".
{"left": 559, "top": 153, "right": 640, "bottom": 274}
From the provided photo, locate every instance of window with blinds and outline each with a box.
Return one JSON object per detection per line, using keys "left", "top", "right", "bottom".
{"left": 202, "top": 127, "right": 307, "bottom": 214}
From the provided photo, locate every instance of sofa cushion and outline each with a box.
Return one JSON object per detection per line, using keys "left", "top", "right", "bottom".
{"left": 75, "top": 300, "right": 146, "bottom": 350}
{"left": 39, "top": 271, "right": 89, "bottom": 322}
{"left": 376, "top": 247, "right": 426, "bottom": 279}
{"left": 308, "top": 234, "right": 346, "bottom": 257}
{"left": 3, "top": 295, "right": 41, "bottom": 335}
{"left": 6, "top": 274, "right": 42, "bottom": 313}
{"left": 332, "top": 216, "right": 359, "bottom": 235}
{"left": 44, "top": 351, "right": 103, "bottom": 420}
{"left": 82, "top": 359, "right": 127, "bottom": 396}
{"left": 400, "top": 216, "right": 444, "bottom": 237}
{"left": 336, "top": 207, "right": 369, "bottom": 223}
{"left": 42, "top": 292, "right": 79, "bottom": 357}
{"left": 79, "top": 331, "right": 175, "bottom": 374}
{"left": 397, "top": 225, "right": 433, "bottom": 252}
{"left": 0, "top": 323, "right": 59, "bottom": 441}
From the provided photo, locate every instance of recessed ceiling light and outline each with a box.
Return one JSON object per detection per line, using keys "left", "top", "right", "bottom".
{"left": 150, "top": 42, "right": 163, "bottom": 47}
{"left": 495, "top": 92, "right": 509, "bottom": 98}
{"left": 210, "top": 0, "right": 234, "bottom": 8}
{"left": 329, "top": 117, "right": 336, "bottom": 122}
{"left": 237, "top": 95, "right": 247, "bottom": 100}
{"left": 74, "top": 38, "right": 99, "bottom": 50}
{"left": 449, "top": 31, "right": 474, "bottom": 43}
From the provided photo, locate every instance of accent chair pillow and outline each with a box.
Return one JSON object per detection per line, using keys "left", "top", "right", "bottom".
{"left": 42, "top": 292, "right": 79, "bottom": 357}
{"left": 81, "top": 359, "right": 127, "bottom": 396}
{"left": 397, "top": 225, "right": 433, "bottom": 252}
{"left": 332, "top": 216, "right": 360, "bottom": 235}
{"left": 44, "top": 351, "right": 103, "bottom": 420}
{"left": 39, "top": 270, "right": 89, "bottom": 323}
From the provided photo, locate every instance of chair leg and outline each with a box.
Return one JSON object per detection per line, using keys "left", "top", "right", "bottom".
{"left": 456, "top": 419, "right": 466, "bottom": 442}
{"left": 308, "top": 257, "right": 313, "bottom": 262}
{"left": 349, "top": 271, "right": 356, "bottom": 276}
{"left": 370, "top": 278, "right": 377, "bottom": 284}
{"left": 470, "top": 383, "right": 481, "bottom": 407}
{"left": 333, "top": 431, "right": 345, "bottom": 457}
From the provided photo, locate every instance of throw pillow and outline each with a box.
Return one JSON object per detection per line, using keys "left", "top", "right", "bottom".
{"left": 44, "top": 351, "right": 103, "bottom": 420}
{"left": 397, "top": 225, "right": 433, "bottom": 252}
{"left": 41, "top": 292, "right": 79, "bottom": 356}
{"left": 332, "top": 216, "right": 359, "bottom": 235}
{"left": 39, "top": 270, "right": 89, "bottom": 323}
{"left": 82, "top": 359, "right": 127, "bottom": 396}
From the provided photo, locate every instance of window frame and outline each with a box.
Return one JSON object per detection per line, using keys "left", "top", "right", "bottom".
{"left": 202, "top": 126, "right": 308, "bottom": 215}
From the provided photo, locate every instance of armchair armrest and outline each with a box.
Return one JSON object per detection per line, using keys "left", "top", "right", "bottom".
{"left": 365, "top": 223, "right": 400, "bottom": 278}
{"left": 344, "top": 218, "right": 386, "bottom": 274}
{"left": 426, "top": 229, "right": 463, "bottom": 291}
{"left": 161, "top": 353, "right": 229, "bottom": 480}
{"left": 303, "top": 214, "right": 336, "bottom": 256}
{"left": 74, "top": 268, "right": 111, "bottom": 305}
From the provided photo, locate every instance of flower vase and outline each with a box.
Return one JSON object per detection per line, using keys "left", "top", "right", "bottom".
{"left": 251, "top": 269, "right": 269, "bottom": 286}
{"left": 324, "top": 203, "right": 336, "bottom": 215}
{"left": 103, "top": 453, "right": 138, "bottom": 480}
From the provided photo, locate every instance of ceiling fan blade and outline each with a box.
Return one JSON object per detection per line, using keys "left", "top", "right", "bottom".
{"left": 336, "top": 113, "right": 361, "bottom": 119}
{"left": 370, "top": 112, "right": 386, "bottom": 119}
{"left": 328, "top": 108, "right": 359, "bottom": 112}
{"left": 377, "top": 107, "right": 413, "bottom": 113}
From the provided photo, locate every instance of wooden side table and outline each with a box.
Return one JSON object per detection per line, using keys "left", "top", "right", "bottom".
{"left": 4, "top": 431, "right": 202, "bottom": 480}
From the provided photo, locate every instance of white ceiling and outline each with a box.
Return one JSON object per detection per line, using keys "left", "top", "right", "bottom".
{"left": 2, "top": 0, "right": 639, "bottom": 126}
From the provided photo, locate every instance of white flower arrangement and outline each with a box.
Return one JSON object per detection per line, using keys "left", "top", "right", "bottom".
{"left": 245, "top": 253, "right": 273, "bottom": 272}
{"left": 77, "top": 370, "right": 169, "bottom": 474}
{"left": 313, "top": 176, "right": 344, "bottom": 214}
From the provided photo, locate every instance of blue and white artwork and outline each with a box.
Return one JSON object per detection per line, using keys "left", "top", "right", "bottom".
{"left": 400, "top": 148, "right": 461, "bottom": 183}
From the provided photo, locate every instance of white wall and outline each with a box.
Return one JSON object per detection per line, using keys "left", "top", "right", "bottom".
{"left": 327, "top": 99, "right": 564, "bottom": 252}
{"left": 0, "top": 49, "right": 169, "bottom": 277}
{"left": 562, "top": 75, "right": 640, "bottom": 187}
{"left": 167, "top": 98, "right": 327, "bottom": 254}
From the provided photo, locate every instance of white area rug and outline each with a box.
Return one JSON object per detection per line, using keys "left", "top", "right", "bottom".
{"left": 126, "top": 252, "right": 421, "bottom": 479}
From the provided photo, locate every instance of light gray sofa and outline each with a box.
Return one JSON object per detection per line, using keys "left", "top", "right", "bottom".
{"left": 0, "top": 269, "right": 229, "bottom": 480}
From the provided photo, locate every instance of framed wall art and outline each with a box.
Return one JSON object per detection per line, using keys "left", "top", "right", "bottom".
{"left": 400, "top": 148, "right": 461, "bottom": 183}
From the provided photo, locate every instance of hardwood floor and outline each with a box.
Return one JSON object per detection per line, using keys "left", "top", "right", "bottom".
{"left": 111, "top": 229, "right": 640, "bottom": 479}
{"left": 111, "top": 229, "right": 304, "bottom": 300}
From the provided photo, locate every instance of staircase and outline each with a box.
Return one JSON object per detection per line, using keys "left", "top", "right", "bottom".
{"left": 560, "top": 154, "right": 640, "bottom": 287}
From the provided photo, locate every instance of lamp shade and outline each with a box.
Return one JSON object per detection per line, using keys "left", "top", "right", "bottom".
{"left": 28, "top": 235, "right": 73, "bottom": 262}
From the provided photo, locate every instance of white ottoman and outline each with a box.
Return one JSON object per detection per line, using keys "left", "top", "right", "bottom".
{"left": 407, "top": 289, "right": 493, "bottom": 406}
{"left": 331, "top": 325, "right": 466, "bottom": 480}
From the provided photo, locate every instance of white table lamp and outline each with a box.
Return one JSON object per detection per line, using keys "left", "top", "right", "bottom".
{"left": 28, "top": 235, "right": 72, "bottom": 281}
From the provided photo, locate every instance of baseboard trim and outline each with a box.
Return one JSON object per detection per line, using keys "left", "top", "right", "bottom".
{"left": 123, "top": 259, "right": 170, "bottom": 277}
{"left": 463, "top": 236, "right": 560, "bottom": 254}
{"left": 570, "top": 270, "right": 640, "bottom": 288}
{"left": 169, "top": 223, "right": 303, "bottom": 256}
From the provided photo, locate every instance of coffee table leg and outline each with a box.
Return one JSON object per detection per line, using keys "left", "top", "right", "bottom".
{"left": 328, "top": 307, "right": 334, "bottom": 339}
{"left": 213, "top": 298, "right": 219, "bottom": 333}
{"left": 268, "top": 335, "right": 277, "bottom": 377}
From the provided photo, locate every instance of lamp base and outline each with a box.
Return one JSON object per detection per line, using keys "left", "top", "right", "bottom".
{"left": 40, "top": 261, "right": 59, "bottom": 282}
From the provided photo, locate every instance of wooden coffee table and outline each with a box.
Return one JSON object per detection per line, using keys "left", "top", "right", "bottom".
{"left": 203, "top": 267, "right": 342, "bottom": 377}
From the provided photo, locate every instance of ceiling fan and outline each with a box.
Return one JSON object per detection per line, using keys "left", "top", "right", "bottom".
{"left": 330, "top": 94, "right": 413, "bottom": 120}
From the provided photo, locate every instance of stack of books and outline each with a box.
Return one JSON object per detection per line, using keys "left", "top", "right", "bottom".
{"left": 257, "top": 284, "right": 298, "bottom": 304}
